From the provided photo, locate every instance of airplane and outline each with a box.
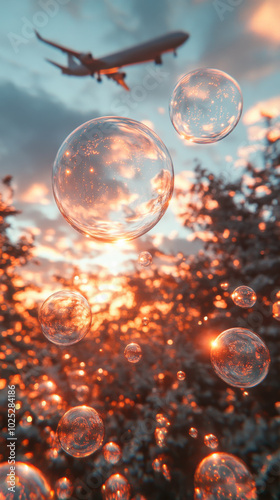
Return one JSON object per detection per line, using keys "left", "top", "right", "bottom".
{"left": 35, "top": 30, "right": 189, "bottom": 91}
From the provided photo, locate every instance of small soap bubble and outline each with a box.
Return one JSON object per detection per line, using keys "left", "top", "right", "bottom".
{"left": 55, "top": 477, "right": 73, "bottom": 500}
{"left": 220, "top": 282, "right": 229, "bottom": 291}
{"left": 177, "top": 370, "right": 186, "bottom": 381}
{"left": 170, "top": 68, "right": 243, "bottom": 143}
{"left": 103, "top": 442, "right": 122, "bottom": 464}
{"left": 189, "top": 427, "right": 198, "bottom": 439}
{"left": 39, "top": 290, "right": 91, "bottom": 346}
{"left": 231, "top": 286, "right": 257, "bottom": 308}
{"left": 211, "top": 327, "right": 270, "bottom": 388}
{"left": 204, "top": 434, "right": 219, "bottom": 449}
{"left": 102, "top": 473, "right": 130, "bottom": 500}
{"left": 155, "top": 427, "right": 168, "bottom": 447}
{"left": 138, "top": 251, "right": 152, "bottom": 267}
{"left": 124, "top": 343, "right": 142, "bottom": 363}
{"left": 57, "top": 405, "right": 104, "bottom": 458}
{"left": 194, "top": 452, "right": 257, "bottom": 499}
{"left": 0, "top": 462, "right": 53, "bottom": 500}
{"left": 53, "top": 117, "right": 174, "bottom": 242}
{"left": 142, "top": 317, "right": 149, "bottom": 326}
{"left": 272, "top": 301, "right": 280, "bottom": 321}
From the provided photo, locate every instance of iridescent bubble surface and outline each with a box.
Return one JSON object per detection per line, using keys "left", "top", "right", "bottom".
{"left": 138, "top": 251, "right": 152, "bottom": 267}
{"left": 103, "top": 442, "right": 122, "bottom": 464}
{"left": 194, "top": 452, "right": 257, "bottom": 499}
{"left": 170, "top": 68, "right": 243, "bottom": 144}
{"left": 204, "top": 434, "right": 219, "bottom": 449}
{"left": 0, "top": 462, "right": 53, "bottom": 500}
{"left": 211, "top": 328, "right": 270, "bottom": 388}
{"left": 53, "top": 117, "right": 174, "bottom": 242}
{"left": 57, "top": 405, "right": 104, "bottom": 458}
{"left": 102, "top": 473, "right": 130, "bottom": 500}
{"left": 55, "top": 477, "right": 73, "bottom": 500}
{"left": 231, "top": 286, "right": 257, "bottom": 308}
{"left": 124, "top": 343, "right": 142, "bottom": 363}
{"left": 39, "top": 290, "right": 92, "bottom": 346}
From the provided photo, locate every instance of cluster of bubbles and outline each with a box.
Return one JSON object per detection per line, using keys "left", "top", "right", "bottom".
{"left": 211, "top": 327, "right": 270, "bottom": 388}
{"left": 57, "top": 405, "right": 104, "bottom": 458}
{"left": 39, "top": 290, "right": 91, "bottom": 346}
{"left": 124, "top": 342, "right": 142, "bottom": 363}
{"left": 194, "top": 452, "right": 257, "bottom": 499}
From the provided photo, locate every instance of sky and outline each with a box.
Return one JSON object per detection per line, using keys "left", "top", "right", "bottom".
{"left": 1, "top": 0, "right": 280, "bottom": 286}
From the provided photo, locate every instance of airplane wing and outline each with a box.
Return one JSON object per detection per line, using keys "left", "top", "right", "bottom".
{"left": 106, "top": 72, "right": 129, "bottom": 91}
{"left": 35, "top": 30, "right": 82, "bottom": 58}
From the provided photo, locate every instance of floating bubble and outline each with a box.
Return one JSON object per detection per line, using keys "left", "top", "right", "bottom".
{"left": 0, "top": 462, "right": 53, "bottom": 500}
{"left": 155, "top": 427, "right": 168, "bottom": 447}
{"left": 156, "top": 413, "right": 170, "bottom": 428}
{"left": 39, "top": 290, "right": 92, "bottom": 346}
{"left": 204, "top": 434, "right": 219, "bottom": 449}
{"left": 138, "top": 251, "right": 152, "bottom": 267}
{"left": 57, "top": 405, "right": 104, "bottom": 458}
{"left": 142, "top": 317, "right": 149, "bottom": 326}
{"left": 55, "top": 477, "right": 73, "bottom": 500}
{"left": 189, "top": 427, "right": 198, "bottom": 439}
{"left": 220, "top": 282, "right": 229, "bottom": 291}
{"left": 102, "top": 473, "right": 130, "bottom": 500}
{"left": 272, "top": 301, "right": 280, "bottom": 321}
{"left": 53, "top": 117, "right": 174, "bottom": 242}
{"left": 211, "top": 328, "right": 270, "bottom": 388}
{"left": 194, "top": 452, "right": 257, "bottom": 499}
{"left": 124, "top": 343, "right": 142, "bottom": 363}
{"left": 103, "top": 442, "right": 122, "bottom": 464}
{"left": 231, "top": 286, "right": 257, "bottom": 308}
{"left": 169, "top": 68, "right": 243, "bottom": 144}
{"left": 177, "top": 370, "right": 186, "bottom": 381}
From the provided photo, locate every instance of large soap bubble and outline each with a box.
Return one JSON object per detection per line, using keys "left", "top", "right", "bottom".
{"left": 39, "top": 290, "right": 92, "bottom": 346}
{"left": 0, "top": 462, "right": 53, "bottom": 500}
{"left": 53, "top": 117, "right": 174, "bottom": 242}
{"left": 170, "top": 68, "right": 243, "bottom": 143}
{"left": 194, "top": 452, "right": 257, "bottom": 499}
{"left": 57, "top": 405, "right": 104, "bottom": 457}
{"left": 211, "top": 327, "right": 270, "bottom": 388}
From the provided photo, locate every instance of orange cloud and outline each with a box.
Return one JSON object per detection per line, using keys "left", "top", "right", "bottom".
{"left": 248, "top": 0, "right": 280, "bottom": 44}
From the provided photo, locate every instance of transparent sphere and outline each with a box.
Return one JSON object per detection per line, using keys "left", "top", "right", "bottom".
{"left": 39, "top": 290, "right": 92, "bottom": 346}
{"left": 177, "top": 370, "right": 186, "bottom": 381}
{"left": 204, "top": 434, "right": 219, "bottom": 449}
{"left": 189, "top": 427, "right": 198, "bottom": 439}
{"left": 102, "top": 474, "right": 130, "bottom": 500}
{"left": 272, "top": 301, "right": 280, "bottom": 321}
{"left": 124, "top": 343, "right": 142, "bottom": 363}
{"left": 231, "top": 286, "right": 257, "bottom": 308}
{"left": 138, "top": 251, "right": 152, "bottom": 267}
{"left": 55, "top": 477, "right": 73, "bottom": 500}
{"left": 170, "top": 68, "right": 243, "bottom": 144}
{"left": 211, "top": 328, "right": 270, "bottom": 388}
{"left": 194, "top": 452, "right": 257, "bottom": 499}
{"left": 103, "top": 442, "right": 122, "bottom": 464}
{"left": 142, "top": 317, "right": 149, "bottom": 326}
{"left": 53, "top": 117, "right": 174, "bottom": 242}
{"left": 57, "top": 405, "right": 104, "bottom": 458}
{"left": 0, "top": 462, "right": 53, "bottom": 500}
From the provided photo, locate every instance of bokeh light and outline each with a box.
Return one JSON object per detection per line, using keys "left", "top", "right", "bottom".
{"left": 231, "top": 286, "right": 257, "bottom": 308}
{"left": 0, "top": 462, "right": 53, "bottom": 500}
{"left": 124, "top": 343, "right": 142, "bottom": 363}
{"left": 138, "top": 251, "right": 152, "bottom": 267}
{"left": 211, "top": 328, "right": 270, "bottom": 388}
{"left": 53, "top": 117, "right": 174, "bottom": 242}
{"left": 57, "top": 405, "right": 104, "bottom": 457}
{"left": 38, "top": 290, "right": 91, "bottom": 346}
{"left": 194, "top": 452, "right": 257, "bottom": 499}
{"left": 272, "top": 301, "right": 280, "bottom": 321}
{"left": 103, "top": 442, "right": 122, "bottom": 464}
{"left": 102, "top": 473, "right": 130, "bottom": 500}
{"left": 55, "top": 477, "right": 73, "bottom": 500}
{"left": 169, "top": 68, "right": 243, "bottom": 143}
